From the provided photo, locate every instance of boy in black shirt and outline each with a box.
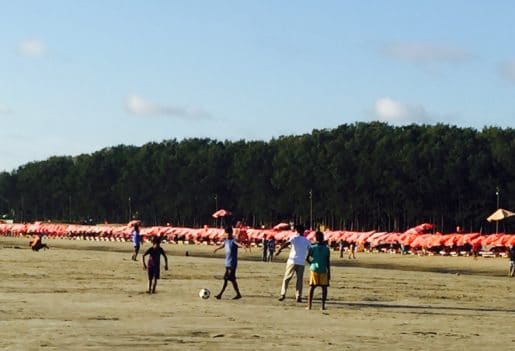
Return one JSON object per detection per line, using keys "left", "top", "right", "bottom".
{"left": 142, "top": 236, "right": 168, "bottom": 293}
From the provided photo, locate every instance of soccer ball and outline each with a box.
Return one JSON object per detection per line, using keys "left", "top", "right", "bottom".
{"left": 199, "top": 288, "right": 210, "bottom": 299}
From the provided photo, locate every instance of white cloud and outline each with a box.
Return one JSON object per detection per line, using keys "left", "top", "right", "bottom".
{"left": 126, "top": 94, "right": 211, "bottom": 119}
{"left": 0, "top": 103, "right": 12, "bottom": 114}
{"left": 499, "top": 60, "right": 515, "bottom": 83}
{"left": 17, "top": 39, "right": 47, "bottom": 58}
{"left": 382, "top": 42, "right": 471, "bottom": 64}
{"left": 373, "top": 97, "right": 433, "bottom": 125}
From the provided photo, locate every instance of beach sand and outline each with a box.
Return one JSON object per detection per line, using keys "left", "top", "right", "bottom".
{"left": 1, "top": 237, "right": 514, "bottom": 350}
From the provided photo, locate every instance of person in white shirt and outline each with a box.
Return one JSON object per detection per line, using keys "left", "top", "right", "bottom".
{"left": 276, "top": 224, "right": 311, "bottom": 303}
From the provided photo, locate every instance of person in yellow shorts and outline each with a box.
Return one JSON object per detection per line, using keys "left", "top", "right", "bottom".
{"left": 306, "top": 231, "right": 330, "bottom": 310}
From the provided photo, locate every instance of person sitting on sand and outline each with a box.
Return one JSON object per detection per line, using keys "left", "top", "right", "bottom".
{"left": 30, "top": 235, "right": 49, "bottom": 251}
{"left": 213, "top": 226, "right": 243, "bottom": 300}
{"left": 306, "top": 231, "right": 331, "bottom": 310}
{"left": 142, "top": 236, "right": 168, "bottom": 294}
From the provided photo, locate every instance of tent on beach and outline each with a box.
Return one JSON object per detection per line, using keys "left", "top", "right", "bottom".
{"left": 487, "top": 208, "right": 515, "bottom": 222}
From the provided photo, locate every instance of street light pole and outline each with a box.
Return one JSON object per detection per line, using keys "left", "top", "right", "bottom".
{"left": 214, "top": 194, "right": 218, "bottom": 228}
{"left": 309, "top": 189, "right": 313, "bottom": 231}
{"left": 496, "top": 187, "right": 500, "bottom": 234}
{"left": 128, "top": 196, "right": 132, "bottom": 221}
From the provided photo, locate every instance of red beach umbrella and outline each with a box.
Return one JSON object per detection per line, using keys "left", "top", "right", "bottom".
{"left": 212, "top": 209, "right": 232, "bottom": 218}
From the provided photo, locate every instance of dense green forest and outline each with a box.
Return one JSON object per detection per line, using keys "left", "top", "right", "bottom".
{"left": 0, "top": 122, "right": 514, "bottom": 233}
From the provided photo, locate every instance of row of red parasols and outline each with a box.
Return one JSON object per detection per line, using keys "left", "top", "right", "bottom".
{"left": 0, "top": 221, "right": 514, "bottom": 248}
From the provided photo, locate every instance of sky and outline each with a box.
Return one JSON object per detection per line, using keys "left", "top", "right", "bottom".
{"left": 1, "top": 0, "right": 515, "bottom": 172}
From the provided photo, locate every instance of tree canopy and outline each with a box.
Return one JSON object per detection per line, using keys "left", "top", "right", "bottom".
{"left": 1, "top": 122, "right": 513, "bottom": 233}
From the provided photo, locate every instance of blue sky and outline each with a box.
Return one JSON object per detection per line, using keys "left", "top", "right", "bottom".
{"left": 1, "top": 1, "right": 515, "bottom": 172}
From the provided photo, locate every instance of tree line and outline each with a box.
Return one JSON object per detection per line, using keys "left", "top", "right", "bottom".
{"left": 0, "top": 122, "right": 513, "bottom": 233}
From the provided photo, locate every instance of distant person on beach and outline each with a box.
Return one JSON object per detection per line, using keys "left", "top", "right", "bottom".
{"left": 236, "top": 221, "right": 251, "bottom": 252}
{"left": 339, "top": 239, "right": 344, "bottom": 258}
{"left": 472, "top": 241, "right": 482, "bottom": 260}
{"left": 262, "top": 236, "right": 268, "bottom": 262}
{"left": 348, "top": 242, "right": 356, "bottom": 259}
{"left": 267, "top": 235, "right": 276, "bottom": 262}
{"left": 30, "top": 235, "right": 49, "bottom": 251}
{"left": 142, "top": 236, "right": 168, "bottom": 294}
{"left": 276, "top": 224, "right": 311, "bottom": 302}
{"left": 508, "top": 245, "right": 515, "bottom": 277}
{"left": 306, "top": 231, "right": 330, "bottom": 310}
{"left": 213, "top": 226, "right": 243, "bottom": 300}
{"left": 131, "top": 223, "right": 141, "bottom": 261}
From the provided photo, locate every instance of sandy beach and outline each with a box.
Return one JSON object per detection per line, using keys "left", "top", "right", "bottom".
{"left": 1, "top": 236, "right": 514, "bottom": 350}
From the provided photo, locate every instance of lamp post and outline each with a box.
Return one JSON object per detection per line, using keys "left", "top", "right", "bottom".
{"left": 309, "top": 189, "right": 313, "bottom": 231}
{"left": 495, "top": 187, "right": 500, "bottom": 234}
{"left": 128, "top": 196, "right": 132, "bottom": 221}
{"left": 214, "top": 194, "right": 218, "bottom": 228}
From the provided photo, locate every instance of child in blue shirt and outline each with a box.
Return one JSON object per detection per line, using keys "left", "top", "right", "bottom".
{"left": 213, "top": 226, "right": 243, "bottom": 300}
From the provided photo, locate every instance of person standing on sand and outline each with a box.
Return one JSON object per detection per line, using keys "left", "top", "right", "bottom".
{"left": 262, "top": 235, "right": 268, "bottom": 262}
{"left": 508, "top": 245, "right": 515, "bottom": 277}
{"left": 213, "top": 226, "right": 243, "bottom": 300}
{"left": 267, "top": 235, "right": 276, "bottom": 262}
{"left": 276, "top": 224, "right": 311, "bottom": 302}
{"left": 131, "top": 223, "right": 142, "bottom": 261}
{"left": 339, "top": 239, "right": 344, "bottom": 258}
{"left": 142, "top": 236, "right": 168, "bottom": 294}
{"left": 348, "top": 242, "right": 356, "bottom": 259}
{"left": 472, "top": 241, "right": 482, "bottom": 260}
{"left": 236, "top": 221, "right": 251, "bottom": 253}
{"left": 306, "top": 231, "right": 331, "bottom": 310}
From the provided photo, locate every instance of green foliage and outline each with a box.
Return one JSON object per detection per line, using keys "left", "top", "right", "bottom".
{"left": 0, "top": 123, "right": 513, "bottom": 232}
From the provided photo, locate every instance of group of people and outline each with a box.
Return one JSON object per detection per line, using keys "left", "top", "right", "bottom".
{"left": 206, "top": 223, "right": 330, "bottom": 309}
{"left": 339, "top": 240, "right": 357, "bottom": 259}
{"left": 130, "top": 219, "right": 515, "bottom": 309}
{"left": 261, "top": 235, "right": 276, "bottom": 262}
{"left": 131, "top": 221, "right": 330, "bottom": 309}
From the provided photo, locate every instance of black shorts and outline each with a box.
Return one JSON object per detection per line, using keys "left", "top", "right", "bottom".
{"left": 224, "top": 266, "right": 237, "bottom": 281}
{"left": 134, "top": 244, "right": 140, "bottom": 251}
{"left": 148, "top": 265, "right": 160, "bottom": 280}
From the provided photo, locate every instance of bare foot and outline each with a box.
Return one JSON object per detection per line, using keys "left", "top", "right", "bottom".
{"left": 232, "top": 295, "right": 242, "bottom": 300}
{"left": 215, "top": 294, "right": 222, "bottom": 300}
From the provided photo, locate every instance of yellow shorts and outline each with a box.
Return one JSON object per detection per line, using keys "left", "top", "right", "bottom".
{"left": 309, "top": 271, "right": 329, "bottom": 286}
